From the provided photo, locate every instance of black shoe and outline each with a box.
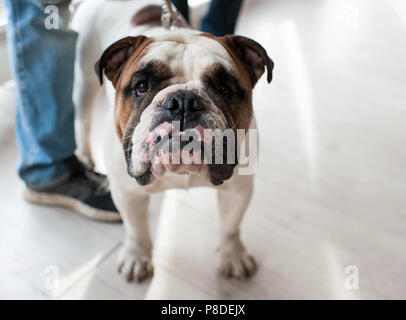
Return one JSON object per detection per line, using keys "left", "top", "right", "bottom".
{"left": 24, "top": 156, "right": 121, "bottom": 222}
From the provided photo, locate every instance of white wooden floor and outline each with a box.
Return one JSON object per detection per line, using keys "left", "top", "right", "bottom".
{"left": 1, "top": 0, "right": 406, "bottom": 299}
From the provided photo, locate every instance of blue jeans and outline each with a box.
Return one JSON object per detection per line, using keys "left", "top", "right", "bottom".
{"left": 172, "top": 0, "right": 243, "bottom": 36}
{"left": 6, "top": 0, "right": 77, "bottom": 188}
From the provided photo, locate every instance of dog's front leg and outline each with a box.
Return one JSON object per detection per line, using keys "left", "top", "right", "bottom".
{"left": 113, "top": 190, "right": 153, "bottom": 282}
{"left": 217, "top": 175, "right": 257, "bottom": 279}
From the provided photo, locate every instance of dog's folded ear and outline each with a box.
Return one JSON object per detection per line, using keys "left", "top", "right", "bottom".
{"left": 206, "top": 34, "right": 274, "bottom": 88}
{"left": 95, "top": 36, "right": 151, "bottom": 87}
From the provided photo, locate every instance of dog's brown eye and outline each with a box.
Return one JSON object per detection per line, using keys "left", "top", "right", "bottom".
{"left": 219, "top": 85, "right": 233, "bottom": 99}
{"left": 135, "top": 81, "right": 149, "bottom": 96}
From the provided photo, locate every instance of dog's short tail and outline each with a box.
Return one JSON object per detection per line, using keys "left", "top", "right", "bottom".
{"left": 132, "top": 5, "right": 162, "bottom": 26}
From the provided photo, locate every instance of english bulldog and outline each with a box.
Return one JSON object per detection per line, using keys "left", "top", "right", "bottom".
{"left": 72, "top": 0, "right": 273, "bottom": 282}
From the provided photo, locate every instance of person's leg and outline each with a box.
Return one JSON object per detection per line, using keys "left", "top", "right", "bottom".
{"left": 171, "top": 0, "right": 189, "bottom": 22}
{"left": 6, "top": 0, "right": 77, "bottom": 189}
{"left": 201, "top": 0, "right": 243, "bottom": 36}
{"left": 5, "top": 0, "right": 119, "bottom": 221}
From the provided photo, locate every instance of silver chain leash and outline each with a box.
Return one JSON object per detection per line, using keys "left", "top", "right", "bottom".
{"left": 161, "top": 0, "right": 182, "bottom": 30}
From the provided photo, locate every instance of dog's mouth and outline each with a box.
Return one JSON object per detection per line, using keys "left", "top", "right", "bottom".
{"left": 128, "top": 121, "right": 237, "bottom": 186}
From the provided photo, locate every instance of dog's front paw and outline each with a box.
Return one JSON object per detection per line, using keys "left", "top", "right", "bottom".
{"left": 217, "top": 239, "right": 257, "bottom": 279}
{"left": 117, "top": 242, "right": 153, "bottom": 282}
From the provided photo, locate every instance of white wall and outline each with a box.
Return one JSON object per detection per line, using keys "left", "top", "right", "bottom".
{"left": 0, "top": 43, "right": 11, "bottom": 83}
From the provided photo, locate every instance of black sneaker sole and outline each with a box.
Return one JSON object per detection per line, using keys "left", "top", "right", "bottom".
{"left": 24, "top": 188, "right": 122, "bottom": 223}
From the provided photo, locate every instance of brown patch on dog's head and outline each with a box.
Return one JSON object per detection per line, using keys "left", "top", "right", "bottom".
{"left": 200, "top": 33, "right": 274, "bottom": 132}
{"left": 115, "top": 59, "right": 173, "bottom": 148}
{"left": 200, "top": 63, "right": 252, "bottom": 132}
{"left": 95, "top": 36, "right": 152, "bottom": 87}
{"left": 95, "top": 35, "right": 154, "bottom": 141}
{"left": 202, "top": 33, "right": 274, "bottom": 88}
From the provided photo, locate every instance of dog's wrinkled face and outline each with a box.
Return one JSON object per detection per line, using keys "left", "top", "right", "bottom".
{"left": 96, "top": 32, "right": 273, "bottom": 186}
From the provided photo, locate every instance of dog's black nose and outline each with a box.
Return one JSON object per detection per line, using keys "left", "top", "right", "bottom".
{"left": 162, "top": 91, "right": 205, "bottom": 131}
{"left": 163, "top": 91, "right": 203, "bottom": 115}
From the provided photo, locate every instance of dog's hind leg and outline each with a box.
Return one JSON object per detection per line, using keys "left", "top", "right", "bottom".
{"left": 72, "top": 2, "right": 104, "bottom": 168}
{"left": 74, "top": 72, "right": 99, "bottom": 167}
{"left": 73, "top": 74, "right": 99, "bottom": 168}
